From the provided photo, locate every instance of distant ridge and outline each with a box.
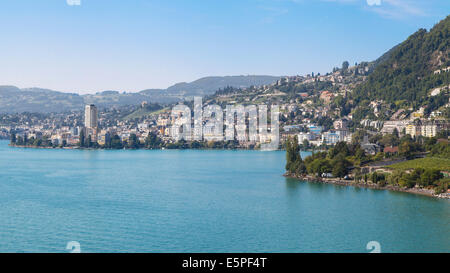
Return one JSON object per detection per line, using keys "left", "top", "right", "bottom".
{"left": 0, "top": 75, "right": 280, "bottom": 113}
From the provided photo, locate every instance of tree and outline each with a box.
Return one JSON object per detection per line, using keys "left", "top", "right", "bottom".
{"left": 128, "top": 134, "right": 140, "bottom": 149}
{"left": 286, "top": 136, "right": 298, "bottom": 171}
{"left": 392, "top": 128, "right": 399, "bottom": 138}
{"left": 295, "top": 162, "right": 307, "bottom": 176}
{"left": 308, "top": 158, "right": 332, "bottom": 176}
{"left": 399, "top": 140, "right": 414, "bottom": 159}
{"left": 331, "top": 153, "right": 350, "bottom": 178}
{"left": 87, "top": 135, "right": 92, "bottom": 148}
{"left": 302, "top": 139, "right": 309, "bottom": 149}
{"left": 380, "top": 133, "right": 399, "bottom": 148}
{"left": 354, "top": 168, "right": 362, "bottom": 183}
{"left": 342, "top": 61, "right": 349, "bottom": 70}
{"left": 399, "top": 175, "right": 416, "bottom": 188}
{"left": 16, "top": 136, "right": 23, "bottom": 145}
{"left": 420, "top": 169, "right": 443, "bottom": 187}
{"left": 434, "top": 178, "right": 449, "bottom": 194}
{"left": 429, "top": 142, "right": 450, "bottom": 158}
{"left": 110, "top": 135, "right": 123, "bottom": 149}
{"left": 79, "top": 129, "right": 85, "bottom": 147}
{"left": 329, "top": 142, "right": 349, "bottom": 158}
{"left": 34, "top": 139, "right": 42, "bottom": 147}
{"left": 10, "top": 132, "right": 16, "bottom": 144}
{"left": 285, "top": 136, "right": 305, "bottom": 175}
{"left": 332, "top": 161, "right": 347, "bottom": 179}
{"left": 145, "top": 132, "right": 162, "bottom": 149}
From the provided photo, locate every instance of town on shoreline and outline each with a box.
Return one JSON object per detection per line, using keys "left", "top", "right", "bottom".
{"left": 6, "top": 101, "right": 450, "bottom": 200}
{"left": 3, "top": 15, "right": 450, "bottom": 200}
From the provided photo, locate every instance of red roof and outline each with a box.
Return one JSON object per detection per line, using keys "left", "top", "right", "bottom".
{"left": 384, "top": 146, "right": 399, "bottom": 153}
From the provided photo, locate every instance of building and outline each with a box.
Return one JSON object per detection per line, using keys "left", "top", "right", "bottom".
{"left": 308, "top": 125, "right": 323, "bottom": 135}
{"left": 360, "top": 136, "right": 380, "bottom": 155}
{"left": 333, "top": 118, "right": 348, "bottom": 130}
{"left": 405, "top": 124, "right": 420, "bottom": 138}
{"left": 85, "top": 104, "right": 98, "bottom": 129}
{"left": 336, "top": 129, "right": 351, "bottom": 143}
{"left": 319, "top": 91, "right": 334, "bottom": 104}
{"left": 322, "top": 131, "right": 340, "bottom": 145}
{"left": 421, "top": 123, "right": 438, "bottom": 138}
{"left": 411, "top": 107, "right": 425, "bottom": 119}
{"left": 297, "top": 132, "right": 313, "bottom": 144}
{"left": 98, "top": 130, "right": 111, "bottom": 146}
{"left": 360, "top": 119, "right": 384, "bottom": 130}
{"left": 284, "top": 125, "right": 302, "bottom": 132}
{"left": 381, "top": 120, "right": 409, "bottom": 135}
{"left": 384, "top": 146, "right": 399, "bottom": 156}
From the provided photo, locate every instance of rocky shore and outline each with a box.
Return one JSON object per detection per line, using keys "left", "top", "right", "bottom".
{"left": 284, "top": 174, "right": 450, "bottom": 200}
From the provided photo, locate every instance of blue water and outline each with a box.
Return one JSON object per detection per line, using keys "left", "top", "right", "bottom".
{"left": 0, "top": 140, "right": 448, "bottom": 253}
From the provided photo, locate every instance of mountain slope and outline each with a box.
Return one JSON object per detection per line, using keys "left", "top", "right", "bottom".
{"left": 138, "top": 75, "right": 280, "bottom": 101}
{"left": 0, "top": 75, "right": 279, "bottom": 113}
{"left": 164, "top": 75, "right": 280, "bottom": 96}
{"left": 0, "top": 86, "right": 84, "bottom": 113}
{"left": 353, "top": 16, "right": 450, "bottom": 106}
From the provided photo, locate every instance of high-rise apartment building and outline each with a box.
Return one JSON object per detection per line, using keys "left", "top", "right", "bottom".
{"left": 85, "top": 104, "right": 98, "bottom": 129}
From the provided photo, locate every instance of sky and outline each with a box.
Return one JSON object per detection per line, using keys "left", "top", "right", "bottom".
{"left": 0, "top": 0, "right": 448, "bottom": 94}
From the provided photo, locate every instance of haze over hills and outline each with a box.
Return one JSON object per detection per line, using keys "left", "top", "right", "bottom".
{"left": 0, "top": 75, "right": 280, "bottom": 113}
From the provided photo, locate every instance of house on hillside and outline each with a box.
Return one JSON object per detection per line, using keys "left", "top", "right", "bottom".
{"left": 383, "top": 146, "right": 399, "bottom": 156}
{"left": 319, "top": 91, "right": 334, "bottom": 104}
{"left": 360, "top": 136, "right": 380, "bottom": 155}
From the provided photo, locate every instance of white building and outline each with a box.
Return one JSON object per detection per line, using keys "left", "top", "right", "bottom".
{"left": 322, "top": 132, "right": 340, "bottom": 145}
{"left": 85, "top": 104, "right": 98, "bottom": 129}
{"left": 421, "top": 123, "right": 438, "bottom": 138}
{"left": 297, "top": 132, "right": 313, "bottom": 144}
{"left": 381, "top": 120, "right": 409, "bottom": 135}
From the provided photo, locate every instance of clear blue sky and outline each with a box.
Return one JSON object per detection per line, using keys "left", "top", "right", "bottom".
{"left": 0, "top": 0, "right": 448, "bottom": 94}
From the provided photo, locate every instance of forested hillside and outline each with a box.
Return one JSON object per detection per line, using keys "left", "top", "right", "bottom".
{"left": 353, "top": 16, "right": 449, "bottom": 109}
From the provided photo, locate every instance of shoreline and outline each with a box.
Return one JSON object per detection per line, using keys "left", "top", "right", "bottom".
{"left": 284, "top": 174, "right": 450, "bottom": 200}
{"left": 7, "top": 144, "right": 280, "bottom": 151}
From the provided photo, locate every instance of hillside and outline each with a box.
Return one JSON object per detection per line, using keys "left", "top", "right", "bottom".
{"left": 353, "top": 16, "right": 450, "bottom": 108}
{"left": 138, "top": 75, "right": 280, "bottom": 102}
{"left": 0, "top": 86, "right": 84, "bottom": 113}
{"left": 0, "top": 75, "right": 279, "bottom": 113}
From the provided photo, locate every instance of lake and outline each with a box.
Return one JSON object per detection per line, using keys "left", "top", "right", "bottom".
{"left": 0, "top": 140, "right": 448, "bottom": 252}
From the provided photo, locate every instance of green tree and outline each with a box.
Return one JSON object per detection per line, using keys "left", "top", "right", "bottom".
{"left": 342, "top": 61, "right": 349, "bottom": 70}
{"left": 420, "top": 169, "right": 443, "bottom": 187}
{"left": 10, "top": 132, "right": 16, "bottom": 144}
{"left": 399, "top": 140, "right": 415, "bottom": 159}
{"left": 79, "top": 129, "right": 85, "bottom": 147}
{"left": 87, "top": 135, "right": 92, "bottom": 148}
{"left": 434, "top": 178, "right": 449, "bottom": 194}
{"left": 110, "top": 135, "right": 123, "bottom": 149}
{"left": 331, "top": 153, "right": 350, "bottom": 178}
{"left": 145, "top": 132, "right": 162, "bottom": 149}
{"left": 16, "top": 136, "right": 23, "bottom": 145}
{"left": 285, "top": 136, "right": 305, "bottom": 176}
{"left": 332, "top": 161, "right": 347, "bottom": 178}
{"left": 128, "top": 134, "right": 140, "bottom": 149}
